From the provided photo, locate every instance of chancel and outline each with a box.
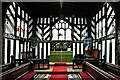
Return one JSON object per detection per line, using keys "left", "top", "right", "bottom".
{"left": 1, "top": 1, "right": 120, "bottom": 80}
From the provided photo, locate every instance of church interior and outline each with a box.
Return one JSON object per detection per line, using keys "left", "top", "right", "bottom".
{"left": 0, "top": 1, "right": 120, "bottom": 80}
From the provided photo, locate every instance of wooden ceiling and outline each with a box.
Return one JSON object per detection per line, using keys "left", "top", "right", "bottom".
{"left": 19, "top": 2, "right": 104, "bottom": 18}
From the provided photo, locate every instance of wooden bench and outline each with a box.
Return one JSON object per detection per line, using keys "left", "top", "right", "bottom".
{"left": 31, "top": 58, "right": 49, "bottom": 69}
{"left": 0, "top": 61, "right": 35, "bottom": 80}
{"left": 80, "top": 61, "right": 119, "bottom": 80}
{"left": 0, "top": 62, "right": 15, "bottom": 73}
{"left": 73, "top": 57, "right": 96, "bottom": 69}
{"left": 14, "top": 58, "right": 50, "bottom": 69}
{"left": 101, "top": 62, "right": 120, "bottom": 79}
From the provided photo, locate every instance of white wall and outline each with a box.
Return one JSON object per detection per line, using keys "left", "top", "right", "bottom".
{"left": 102, "top": 41, "right": 105, "bottom": 59}
{"left": 5, "top": 39, "right": 7, "bottom": 64}
{"left": 107, "top": 40, "right": 110, "bottom": 63}
{"left": 77, "top": 43, "right": 79, "bottom": 54}
{"left": 39, "top": 43, "right": 42, "bottom": 59}
{"left": 73, "top": 43, "right": 75, "bottom": 57}
{"left": 81, "top": 43, "right": 83, "bottom": 54}
{"left": 48, "top": 43, "right": 50, "bottom": 56}
{"left": 44, "top": 43, "right": 46, "bottom": 59}
{"left": 112, "top": 39, "right": 115, "bottom": 64}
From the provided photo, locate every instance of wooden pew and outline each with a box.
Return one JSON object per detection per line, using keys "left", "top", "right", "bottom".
{"left": 14, "top": 59, "right": 30, "bottom": 66}
{"left": 101, "top": 62, "right": 120, "bottom": 79}
{"left": 13, "top": 58, "right": 49, "bottom": 70}
{"left": 0, "top": 61, "right": 34, "bottom": 80}
{"left": 73, "top": 49, "right": 100, "bottom": 69}
{"left": 80, "top": 61, "right": 119, "bottom": 80}
{"left": 31, "top": 58, "right": 49, "bottom": 69}
{"left": 73, "top": 57, "right": 96, "bottom": 69}
{"left": 13, "top": 55, "right": 50, "bottom": 69}
{"left": 0, "top": 63, "right": 15, "bottom": 73}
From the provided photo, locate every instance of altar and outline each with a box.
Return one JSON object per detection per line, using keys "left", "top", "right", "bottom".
{"left": 50, "top": 51, "right": 73, "bottom": 62}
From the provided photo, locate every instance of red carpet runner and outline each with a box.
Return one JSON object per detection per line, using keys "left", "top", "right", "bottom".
{"left": 21, "top": 72, "right": 36, "bottom": 80}
{"left": 79, "top": 72, "right": 92, "bottom": 80}
{"left": 50, "top": 62, "right": 68, "bottom": 80}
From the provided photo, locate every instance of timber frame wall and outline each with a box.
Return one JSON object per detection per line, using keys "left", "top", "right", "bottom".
{"left": 1, "top": 2, "right": 120, "bottom": 65}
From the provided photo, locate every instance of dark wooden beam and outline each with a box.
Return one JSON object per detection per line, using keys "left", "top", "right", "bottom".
{"left": 81, "top": 25, "right": 87, "bottom": 31}
{"left": 43, "top": 28, "right": 51, "bottom": 36}
{"left": 91, "top": 30, "right": 95, "bottom": 35}
{"left": 19, "top": 5, "right": 22, "bottom": 59}
{"left": 7, "top": 7, "right": 15, "bottom": 20}
{"left": 107, "top": 9, "right": 114, "bottom": 20}
{"left": 104, "top": 4, "right": 107, "bottom": 61}
{"left": 13, "top": 3, "right": 18, "bottom": 59}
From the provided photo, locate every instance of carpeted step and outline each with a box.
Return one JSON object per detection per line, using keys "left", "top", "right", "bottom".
{"left": 52, "top": 66, "right": 67, "bottom": 72}
{"left": 50, "top": 62, "right": 68, "bottom": 80}
{"left": 50, "top": 74, "right": 68, "bottom": 80}
{"left": 54, "top": 62, "right": 66, "bottom": 66}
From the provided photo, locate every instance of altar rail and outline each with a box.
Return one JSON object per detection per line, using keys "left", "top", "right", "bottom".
{"left": 82, "top": 61, "right": 119, "bottom": 80}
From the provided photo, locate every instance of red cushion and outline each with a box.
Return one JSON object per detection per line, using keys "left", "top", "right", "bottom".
{"left": 79, "top": 72, "right": 92, "bottom": 80}
{"left": 21, "top": 72, "right": 36, "bottom": 80}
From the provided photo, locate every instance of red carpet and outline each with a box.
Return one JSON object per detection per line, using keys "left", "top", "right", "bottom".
{"left": 50, "top": 62, "right": 68, "bottom": 80}
{"left": 21, "top": 72, "right": 36, "bottom": 80}
{"left": 79, "top": 72, "right": 92, "bottom": 80}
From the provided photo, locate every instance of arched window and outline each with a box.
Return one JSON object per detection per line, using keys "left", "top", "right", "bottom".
{"left": 52, "top": 20, "right": 72, "bottom": 41}
{"left": 52, "top": 29, "right": 58, "bottom": 40}
{"left": 59, "top": 29, "right": 64, "bottom": 40}
{"left": 66, "top": 29, "right": 71, "bottom": 40}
